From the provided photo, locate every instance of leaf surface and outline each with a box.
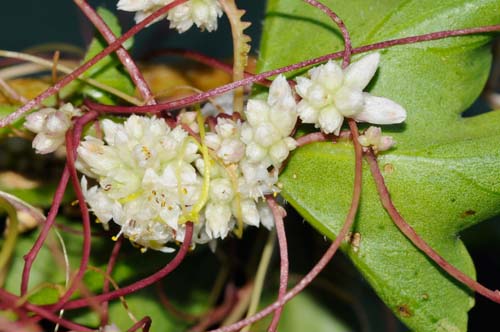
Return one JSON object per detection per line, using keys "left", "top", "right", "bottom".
{"left": 258, "top": 0, "right": 500, "bottom": 331}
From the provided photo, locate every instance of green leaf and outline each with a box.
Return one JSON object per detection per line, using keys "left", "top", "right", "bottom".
{"left": 258, "top": 0, "right": 500, "bottom": 331}
{"left": 61, "top": 8, "right": 134, "bottom": 104}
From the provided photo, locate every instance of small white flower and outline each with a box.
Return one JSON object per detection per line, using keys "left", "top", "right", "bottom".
{"left": 238, "top": 159, "right": 279, "bottom": 200}
{"left": 241, "top": 75, "right": 298, "bottom": 167}
{"left": 78, "top": 115, "right": 203, "bottom": 252}
{"left": 205, "top": 118, "right": 245, "bottom": 164}
{"left": 205, "top": 177, "right": 234, "bottom": 239}
{"left": 118, "top": 0, "right": 223, "bottom": 33}
{"left": 295, "top": 53, "right": 406, "bottom": 135}
{"left": 78, "top": 97, "right": 290, "bottom": 249}
{"left": 357, "top": 126, "right": 395, "bottom": 153}
{"left": 168, "top": 0, "right": 222, "bottom": 33}
{"left": 24, "top": 103, "right": 81, "bottom": 154}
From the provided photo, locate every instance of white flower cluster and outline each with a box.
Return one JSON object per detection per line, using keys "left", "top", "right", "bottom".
{"left": 117, "top": 0, "right": 223, "bottom": 33}
{"left": 24, "top": 103, "right": 82, "bottom": 154}
{"left": 77, "top": 75, "right": 296, "bottom": 252}
{"left": 296, "top": 53, "right": 406, "bottom": 135}
{"left": 72, "top": 53, "right": 405, "bottom": 253}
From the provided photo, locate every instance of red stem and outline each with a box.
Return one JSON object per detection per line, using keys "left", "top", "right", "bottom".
{"left": 364, "top": 149, "right": 500, "bottom": 303}
{"left": 302, "top": 0, "right": 352, "bottom": 67}
{"left": 0, "top": 0, "right": 188, "bottom": 128}
{"left": 21, "top": 111, "right": 99, "bottom": 295}
{"left": 296, "top": 132, "right": 330, "bottom": 146}
{"left": 265, "top": 197, "right": 289, "bottom": 332}
{"left": 127, "top": 316, "right": 152, "bottom": 332}
{"left": 85, "top": 24, "right": 500, "bottom": 115}
{"left": 74, "top": 0, "right": 156, "bottom": 105}
{"left": 56, "top": 222, "right": 194, "bottom": 310}
{"left": 50, "top": 113, "right": 99, "bottom": 312}
{"left": 21, "top": 167, "right": 70, "bottom": 295}
{"left": 206, "top": 120, "right": 363, "bottom": 332}
{"left": 0, "top": 289, "right": 94, "bottom": 332}
{"left": 102, "top": 237, "right": 124, "bottom": 326}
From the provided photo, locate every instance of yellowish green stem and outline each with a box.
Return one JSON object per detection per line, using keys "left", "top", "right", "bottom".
{"left": 242, "top": 229, "right": 276, "bottom": 332}
{"left": 0, "top": 197, "right": 19, "bottom": 278}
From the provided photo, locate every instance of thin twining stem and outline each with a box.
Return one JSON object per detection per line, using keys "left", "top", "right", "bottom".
{"left": 365, "top": 149, "right": 500, "bottom": 303}
{"left": 45, "top": 129, "right": 94, "bottom": 312}
{"left": 127, "top": 316, "right": 152, "bottom": 332}
{"left": 266, "top": 197, "right": 289, "bottom": 332}
{"left": 74, "top": 0, "right": 156, "bottom": 105}
{"left": 20, "top": 111, "right": 98, "bottom": 295}
{"left": 0, "top": 288, "right": 94, "bottom": 332}
{"left": 101, "top": 237, "right": 123, "bottom": 326}
{"left": 56, "top": 222, "right": 194, "bottom": 310}
{"left": 86, "top": 24, "right": 500, "bottom": 115}
{"left": 302, "top": 0, "right": 352, "bottom": 67}
{"left": 206, "top": 120, "right": 363, "bottom": 332}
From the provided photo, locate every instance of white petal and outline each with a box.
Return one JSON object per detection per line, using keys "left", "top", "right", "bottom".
{"left": 306, "top": 83, "right": 329, "bottom": 108}
{"left": 268, "top": 74, "right": 293, "bottom": 107}
{"left": 269, "top": 140, "right": 290, "bottom": 165}
{"left": 205, "top": 132, "right": 221, "bottom": 150}
{"left": 240, "top": 199, "right": 259, "bottom": 227}
{"left": 353, "top": 94, "right": 406, "bottom": 124}
{"left": 254, "top": 123, "right": 280, "bottom": 147}
{"left": 245, "top": 99, "right": 270, "bottom": 127}
{"left": 318, "top": 106, "right": 343, "bottom": 135}
{"left": 313, "top": 60, "right": 343, "bottom": 92}
{"left": 209, "top": 178, "right": 234, "bottom": 202}
{"left": 245, "top": 142, "right": 267, "bottom": 163}
{"left": 257, "top": 201, "right": 274, "bottom": 230}
{"left": 216, "top": 118, "right": 238, "bottom": 138}
{"left": 270, "top": 105, "right": 297, "bottom": 137}
{"left": 334, "top": 86, "right": 364, "bottom": 116}
{"left": 344, "top": 53, "right": 380, "bottom": 90}
{"left": 295, "top": 76, "right": 313, "bottom": 98}
{"left": 59, "top": 103, "right": 81, "bottom": 117}
{"left": 217, "top": 139, "right": 245, "bottom": 164}
{"left": 297, "top": 100, "right": 319, "bottom": 124}
{"left": 24, "top": 109, "right": 52, "bottom": 133}
{"left": 32, "top": 133, "right": 64, "bottom": 154}
{"left": 101, "top": 119, "right": 120, "bottom": 145}
{"left": 205, "top": 203, "right": 232, "bottom": 239}
{"left": 283, "top": 137, "right": 297, "bottom": 150}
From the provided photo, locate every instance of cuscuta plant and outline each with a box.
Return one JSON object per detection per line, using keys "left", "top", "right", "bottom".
{"left": 0, "top": 1, "right": 499, "bottom": 331}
